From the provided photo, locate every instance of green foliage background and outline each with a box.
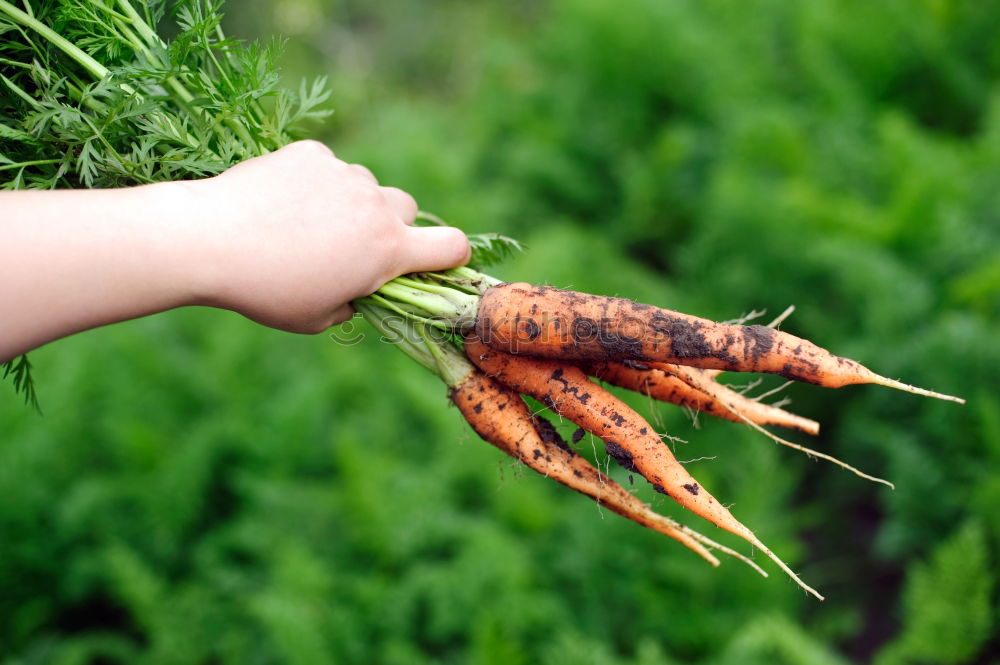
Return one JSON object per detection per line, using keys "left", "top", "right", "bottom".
{"left": 3, "top": 0, "right": 1000, "bottom": 662}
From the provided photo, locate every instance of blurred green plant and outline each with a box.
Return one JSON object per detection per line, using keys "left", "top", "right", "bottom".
{"left": 876, "top": 521, "right": 994, "bottom": 665}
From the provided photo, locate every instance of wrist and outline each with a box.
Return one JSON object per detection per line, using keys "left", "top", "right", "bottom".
{"left": 138, "top": 178, "right": 226, "bottom": 310}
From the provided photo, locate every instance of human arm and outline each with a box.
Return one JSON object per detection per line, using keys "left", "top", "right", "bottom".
{"left": 0, "top": 140, "right": 470, "bottom": 361}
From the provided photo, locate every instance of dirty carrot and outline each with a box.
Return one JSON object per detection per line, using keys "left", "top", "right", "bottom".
{"left": 464, "top": 333, "right": 823, "bottom": 599}
{"left": 474, "top": 283, "right": 963, "bottom": 403}
{"left": 700, "top": 305, "right": 797, "bottom": 382}
{"left": 588, "top": 360, "right": 820, "bottom": 435}
{"left": 452, "top": 368, "right": 767, "bottom": 572}
{"left": 357, "top": 301, "right": 761, "bottom": 570}
{"left": 661, "top": 362, "right": 894, "bottom": 488}
{"left": 526, "top": 412, "right": 767, "bottom": 576}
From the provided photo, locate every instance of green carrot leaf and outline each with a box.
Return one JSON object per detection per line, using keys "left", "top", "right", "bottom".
{"left": 467, "top": 233, "right": 524, "bottom": 268}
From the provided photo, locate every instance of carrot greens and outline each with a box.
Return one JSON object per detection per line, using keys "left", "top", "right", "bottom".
{"left": 1, "top": 0, "right": 331, "bottom": 401}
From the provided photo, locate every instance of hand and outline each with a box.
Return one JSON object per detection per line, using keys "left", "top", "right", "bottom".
{"left": 189, "top": 140, "right": 470, "bottom": 332}
{"left": 0, "top": 141, "right": 470, "bottom": 361}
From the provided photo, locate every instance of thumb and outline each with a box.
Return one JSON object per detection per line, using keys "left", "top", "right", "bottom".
{"left": 396, "top": 226, "right": 471, "bottom": 274}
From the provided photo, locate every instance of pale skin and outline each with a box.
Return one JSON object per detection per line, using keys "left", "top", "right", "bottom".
{"left": 0, "top": 140, "right": 471, "bottom": 361}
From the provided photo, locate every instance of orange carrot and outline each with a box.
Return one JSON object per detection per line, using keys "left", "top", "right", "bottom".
{"left": 659, "top": 362, "right": 894, "bottom": 487}
{"left": 464, "top": 333, "right": 823, "bottom": 599}
{"left": 451, "top": 369, "right": 766, "bottom": 573}
{"left": 474, "top": 283, "right": 963, "bottom": 403}
{"left": 700, "top": 304, "right": 797, "bottom": 381}
{"left": 588, "top": 360, "right": 820, "bottom": 435}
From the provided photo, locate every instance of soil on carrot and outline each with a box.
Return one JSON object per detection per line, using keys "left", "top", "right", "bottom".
{"left": 648, "top": 312, "right": 716, "bottom": 360}
{"left": 549, "top": 369, "right": 593, "bottom": 405}
{"left": 603, "top": 440, "right": 639, "bottom": 473}
{"left": 531, "top": 415, "right": 573, "bottom": 454}
{"left": 743, "top": 325, "right": 776, "bottom": 362}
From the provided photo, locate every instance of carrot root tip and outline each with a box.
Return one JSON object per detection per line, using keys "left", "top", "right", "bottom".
{"left": 871, "top": 375, "right": 966, "bottom": 404}
{"left": 678, "top": 528, "right": 769, "bottom": 578}
{"left": 748, "top": 534, "right": 825, "bottom": 601}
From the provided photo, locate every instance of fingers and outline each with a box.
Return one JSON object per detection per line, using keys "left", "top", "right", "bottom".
{"left": 396, "top": 225, "right": 471, "bottom": 274}
{"left": 345, "top": 162, "right": 417, "bottom": 223}
{"left": 288, "top": 139, "right": 335, "bottom": 158}
{"left": 328, "top": 303, "right": 355, "bottom": 327}
{"left": 349, "top": 163, "right": 376, "bottom": 183}
{"left": 380, "top": 186, "right": 418, "bottom": 224}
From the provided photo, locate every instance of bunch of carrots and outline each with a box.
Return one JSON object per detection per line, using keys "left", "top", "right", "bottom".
{"left": 355, "top": 262, "right": 965, "bottom": 601}
{"left": 1, "top": 0, "right": 964, "bottom": 601}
